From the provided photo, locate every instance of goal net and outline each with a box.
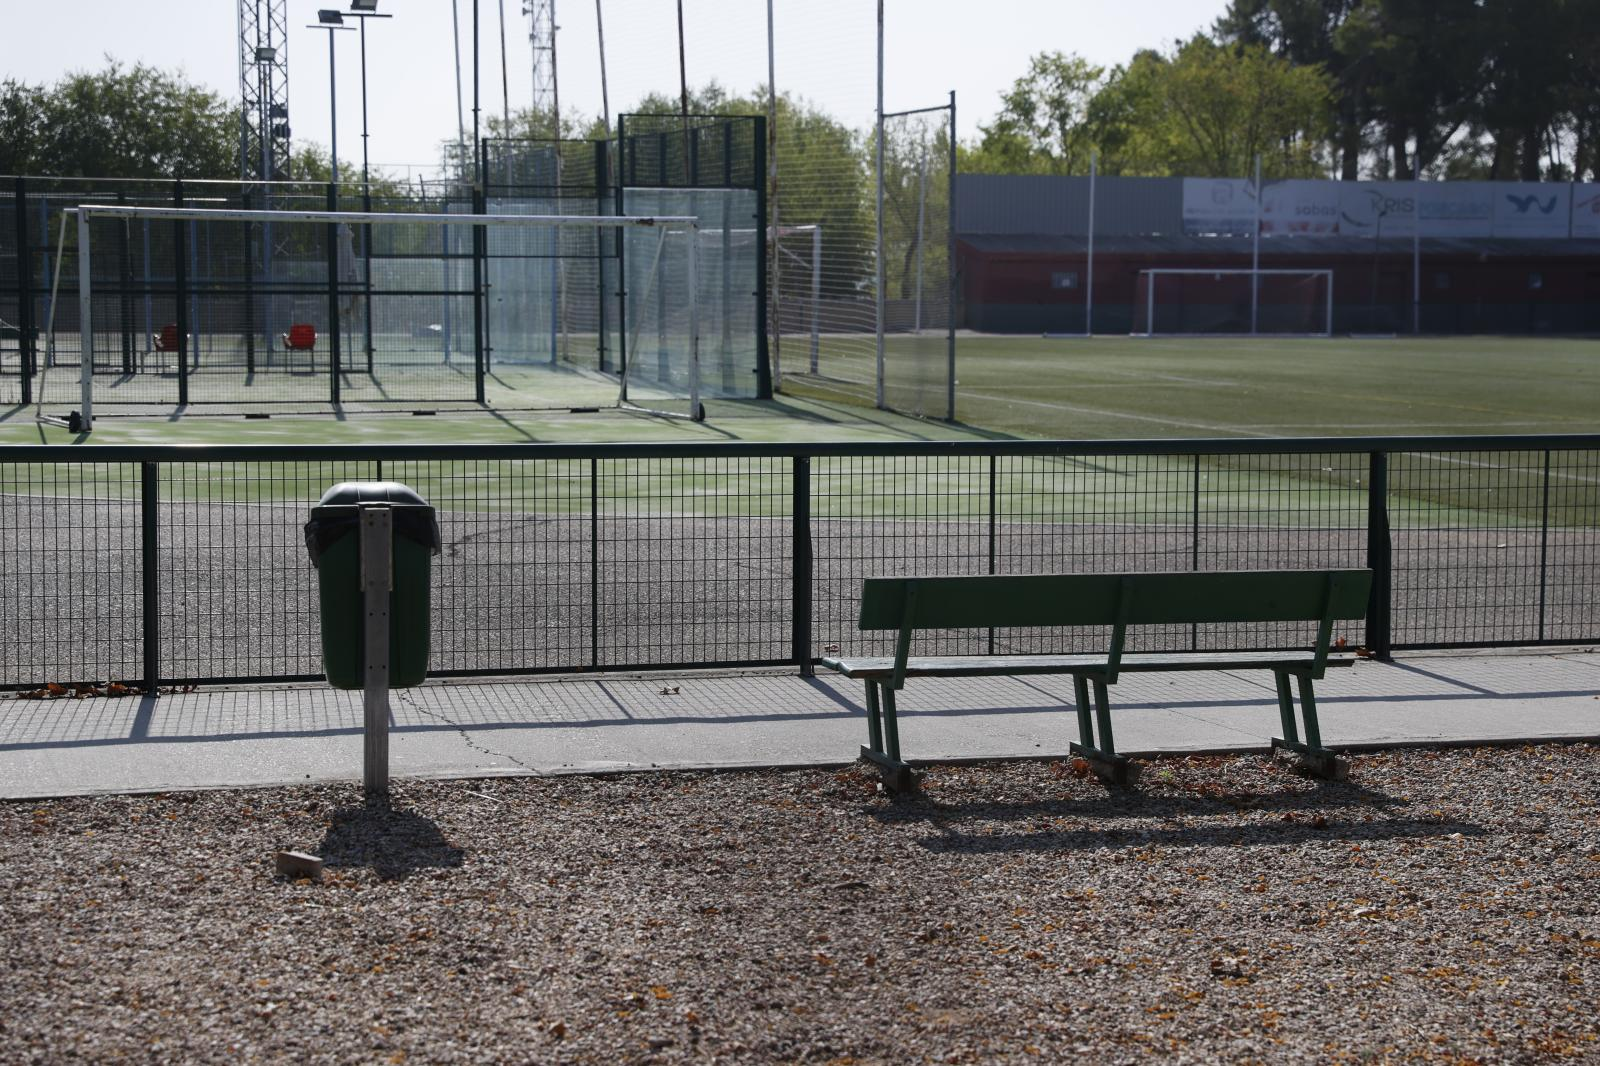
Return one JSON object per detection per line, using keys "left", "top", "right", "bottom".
{"left": 39, "top": 204, "right": 707, "bottom": 426}
{"left": 1132, "top": 269, "right": 1334, "bottom": 337}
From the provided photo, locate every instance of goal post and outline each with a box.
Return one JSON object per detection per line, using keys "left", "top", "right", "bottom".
{"left": 1132, "top": 269, "right": 1335, "bottom": 338}
{"left": 51, "top": 204, "right": 706, "bottom": 427}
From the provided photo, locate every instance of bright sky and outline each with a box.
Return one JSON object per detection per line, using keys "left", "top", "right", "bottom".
{"left": 9, "top": 0, "right": 1228, "bottom": 180}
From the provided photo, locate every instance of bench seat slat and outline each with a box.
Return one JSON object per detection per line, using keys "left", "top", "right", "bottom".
{"left": 821, "top": 650, "right": 1356, "bottom": 680}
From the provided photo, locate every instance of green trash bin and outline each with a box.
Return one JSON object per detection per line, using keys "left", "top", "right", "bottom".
{"left": 304, "top": 482, "right": 442, "bottom": 690}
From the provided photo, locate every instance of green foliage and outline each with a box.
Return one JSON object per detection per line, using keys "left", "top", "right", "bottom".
{"left": 1, "top": 60, "right": 236, "bottom": 179}
{"left": 965, "top": 41, "right": 1333, "bottom": 179}
{"left": 964, "top": 53, "right": 1105, "bottom": 175}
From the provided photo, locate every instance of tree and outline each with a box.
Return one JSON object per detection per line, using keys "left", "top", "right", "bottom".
{"left": 963, "top": 53, "right": 1105, "bottom": 175}
{"left": 1216, "top": 0, "right": 1367, "bottom": 177}
{"left": 7, "top": 59, "right": 238, "bottom": 179}
{"left": 0, "top": 80, "right": 48, "bottom": 175}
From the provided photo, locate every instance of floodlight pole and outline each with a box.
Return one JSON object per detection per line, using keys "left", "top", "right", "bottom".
{"left": 344, "top": 6, "right": 394, "bottom": 371}
{"left": 874, "top": 0, "right": 885, "bottom": 410}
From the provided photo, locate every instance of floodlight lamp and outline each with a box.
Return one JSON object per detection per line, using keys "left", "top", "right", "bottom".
{"left": 254, "top": 46, "right": 277, "bottom": 62}
{"left": 350, "top": 0, "right": 379, "bottom": 10}
{"left": 317, "top": 9, "right": 344, "bottom": 24}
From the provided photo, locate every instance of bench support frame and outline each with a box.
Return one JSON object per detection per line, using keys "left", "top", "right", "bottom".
{"left": 860, "top": 680, "right": 917, "bottom": 793}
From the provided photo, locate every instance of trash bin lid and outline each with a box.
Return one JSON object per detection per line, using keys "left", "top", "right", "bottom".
{"left": 316, "top": 481, "right": 431, "bottom": 508}
{"left": 304, "top": 481, "right": 442, "bottom": 565}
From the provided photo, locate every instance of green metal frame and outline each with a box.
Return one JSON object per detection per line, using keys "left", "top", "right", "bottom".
{"left": 852, "top": 569, "right": 1372, "bottom": 788}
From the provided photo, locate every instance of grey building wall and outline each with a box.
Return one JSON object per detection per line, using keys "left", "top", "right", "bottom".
{"left": 955, "top": 174, "right": 1185, "bottom": 238}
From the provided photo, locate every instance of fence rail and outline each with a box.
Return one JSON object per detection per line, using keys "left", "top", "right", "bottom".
{"left": 1, "top": 435, "right": 1596, "bottom": 692}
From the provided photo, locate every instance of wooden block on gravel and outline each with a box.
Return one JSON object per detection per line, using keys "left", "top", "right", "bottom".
{"left": 275, "top": 850, "right": 324, "bottom": 881}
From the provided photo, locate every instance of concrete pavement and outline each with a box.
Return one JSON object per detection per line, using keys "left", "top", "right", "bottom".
{"left": 2, "top": 650, "right": 1597, "bottom": 799}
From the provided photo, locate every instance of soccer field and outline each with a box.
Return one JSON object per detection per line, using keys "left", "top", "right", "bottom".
{"left": 782, "top": 334, "right": 1600, "bottom": 440}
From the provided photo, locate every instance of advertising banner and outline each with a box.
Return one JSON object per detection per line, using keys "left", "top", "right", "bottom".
{"left": 1573, "top": 184, "right": 1600, "bottom": 239}
{"left": 1182, "top": 178, "right": 1583, "bottom": 240}
{"left": 1488, "top": 182, "right": 1570, "bottom": 238}
{"left": 1181, "top": 179, "right": 1255, "bottom": 235}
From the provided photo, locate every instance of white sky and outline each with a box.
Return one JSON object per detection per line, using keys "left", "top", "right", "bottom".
{"left": 9, "top": 0, "right": 1229, "bottom": 180}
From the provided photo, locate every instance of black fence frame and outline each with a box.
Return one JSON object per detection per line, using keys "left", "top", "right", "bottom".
{"left": 1, "top": 434, "right": 1595, "bottom": 693}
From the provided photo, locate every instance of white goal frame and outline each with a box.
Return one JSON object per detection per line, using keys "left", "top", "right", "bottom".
{"left": 62, "top": 204, "right": 704, "bottom": 427}
{"left": 1134, "top": 268, "right": 1334, "bottom": 338}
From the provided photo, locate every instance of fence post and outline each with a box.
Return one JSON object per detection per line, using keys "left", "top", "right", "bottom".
{"left": 595, "top": 138, "right": 611, "bottom": 374}
{"left": 14, "top": 177, "right": 35, "bottom": 406}
{"left": 1365, "top": 450, "right": 1393, "bottom": 659}
{"left": 242, "top": 190, "right": 255, "bottom": 373}
{"left": 141, "top": 461, "right": 160, "bottom": 694}
{"left": 987, "top": 453, "right": 996, "bottom": 656}
{"left": 590, "top": 456, "right": 600, "bottom": 669}
{"left": 174, "top": 180, "right": 190, "bottom": 407}
{"left": 1538, "top": 450, "right": 1551, "bottom": 642}
{"left": 754, "top": 115, "right": 773, "bottom": 399}
{"left": 792, "top": 455, "right": 813, "bottom": 675}
{"left": 471, "top": 182, "right": 487, "bottom": 404}
{"left": 325, "top": 182, "right": 341, "bottom": 405}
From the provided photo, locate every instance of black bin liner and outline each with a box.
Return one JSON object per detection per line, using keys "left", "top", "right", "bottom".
{"left": 303, "top": 481, "right": 443, "bottom": 567}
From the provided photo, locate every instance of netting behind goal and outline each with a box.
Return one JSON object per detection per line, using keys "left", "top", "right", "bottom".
{"left": 41, "top": 204, "right": 705, "bottom": 420}
{"left": 1132, "top": 269, "right": 1334, "bottom": 337}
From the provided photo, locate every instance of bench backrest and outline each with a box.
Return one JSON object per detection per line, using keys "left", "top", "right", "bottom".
{"left": 859, "top": 569, "right": 1373, "bottom": 686}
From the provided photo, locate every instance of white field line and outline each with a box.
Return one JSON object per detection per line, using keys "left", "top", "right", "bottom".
{"left": 1409, "top": 452, "right": 1600, "bottom": 486}
{"left": 957, "top": 388, "right": 1276, "bottom": 438}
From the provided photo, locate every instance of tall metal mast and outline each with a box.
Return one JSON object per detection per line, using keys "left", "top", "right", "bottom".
{"left": 524, "top": 0, "right": 558, "bottom": 135}
{"left": 239, "top": 0, "right": 292, "bottom": 180}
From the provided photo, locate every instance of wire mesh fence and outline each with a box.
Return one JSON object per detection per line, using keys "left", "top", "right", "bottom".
{"left": 0, "top": 436, "right": 1593, "bottom": 691}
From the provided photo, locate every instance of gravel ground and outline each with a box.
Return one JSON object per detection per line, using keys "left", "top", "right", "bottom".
{"left": 3, "top": 745, "right": 1598, "bottom": 1064}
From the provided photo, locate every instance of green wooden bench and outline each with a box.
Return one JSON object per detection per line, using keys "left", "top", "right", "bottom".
{"left": 821, "top": 569, "right": 1373, "bottom": 790}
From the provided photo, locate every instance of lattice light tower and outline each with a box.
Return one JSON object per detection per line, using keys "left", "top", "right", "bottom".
{"left": 239, "top": 0, "right": 292, "bottom": 180}
{"left": 524, "top": 0, "right": 560, "bottom": 134}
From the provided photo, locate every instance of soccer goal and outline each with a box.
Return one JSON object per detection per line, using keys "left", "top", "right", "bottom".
{"left": 42, "top": 203, "right": 707, "bottom": 428}
{"left": 1132, "top": 269, "right": 1334, "bottom": 338}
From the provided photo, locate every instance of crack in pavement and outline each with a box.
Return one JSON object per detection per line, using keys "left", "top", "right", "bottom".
{"left": 397, "top": 695, "right": 538, "bottom": 773}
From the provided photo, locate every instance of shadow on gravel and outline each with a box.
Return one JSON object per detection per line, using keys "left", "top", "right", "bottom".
{"left": 318, "top": 803, "right": 466, "bottom": 881}
{"left": 871, "top": 782, "right": 1488, "bottom": 853}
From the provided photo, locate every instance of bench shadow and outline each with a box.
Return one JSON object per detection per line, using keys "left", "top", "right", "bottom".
{"left": 317, "top": 800, "right": 466, "bottom": 882}
{"left": 870, "top": 778, "right": 1475, "bottom": 854}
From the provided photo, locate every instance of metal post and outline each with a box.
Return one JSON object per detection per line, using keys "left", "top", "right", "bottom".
{"left": 174, "top": 181, "right": 190, "bottom": 408}
{"left": 874, "top": 0, "right": 885, "bottom": 409}
{"left": 1250, "top": 153, "right": 1261, "bottom": 336}
{"left": 359, "top": 15, "right": 375, "bottom": 371}
{"left": 810, "top": 225, "right": 821, "bottom": 374}
{"left": 986, "top": 453, "right": 996, "bottom": 655}
{"left": 15, "top": 178, "right": 34, "bottom": 406}
{"left": 472, "top": 184, "right": 487, "bottom": 404}
{"left": 242, "top": 190, "right": 256, "bottom": 373}
{"left": 1365, "top": 451, "right": 1393, "bottom": 659}
{"left": 1538, "top": 450, "right": 1551, "bottom": 641}
{"left": 1412, "top": 155, "right": 1422, "bottom": 335}
{"left": 686, "top": 222, "right": 703, "bottom": 420}
{"left": 328, "top": 28, "right": 339, "bottom": 181}
{"left": 359, "top": 504, "right": 392, "bottom": 801}
{"left": 595, "top": 138, "right": 610, "bottom": 373}
{"left": 325, "top": 183, "right": 341, "bottom": 405}
{"left": 913, "top": 128, "right": 928, "bottom": 334}
{"left": 76, "top": 209, "right": 94, "bottom": 426}
{"left": 947, "top": 90, "right": 957, "bottom": 421}
{"left": 141, "top": 462, "right": 160, "bottom": 694}
{"left": 590, "top": 456, "right": 600, "bottom": 668}
{"left": 766, "top": 0, "right": 781, "bottom": 390}
{"left": 791, "top": 456, "right": 813, "bottom": 675}
{"left": 754, "top": 114, "right": 772, "bottom": 399}
{"left": 1086, "top": 150, "right": 1096, "bottom": 336}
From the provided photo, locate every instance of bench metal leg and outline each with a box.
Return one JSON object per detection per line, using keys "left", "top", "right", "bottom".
{"left": 864, "top": 681, "right": 884, "bottom": 754}
{"left": 1067, "top": 672, "right": 1139, "bottom": 787}
{"left": 859, "top": 681, "right": 916, "bottom": 794}
{"left": 1270, "top": 670, "right": 1348, "bottom": 781}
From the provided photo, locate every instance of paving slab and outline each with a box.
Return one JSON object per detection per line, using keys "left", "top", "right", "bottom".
{"left": 1, "top": 651, "right": 1597, "bottom": 800}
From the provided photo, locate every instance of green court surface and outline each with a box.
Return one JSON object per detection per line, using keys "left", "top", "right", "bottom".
{"left": 783, "top": 334, "right": 1600, "bottom": 440}
{"left": 4, "top": 334, "right": 1595, "bottom": 448}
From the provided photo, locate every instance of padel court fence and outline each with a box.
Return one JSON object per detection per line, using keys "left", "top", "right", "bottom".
{"left": 1, "top": 434, "right": 1595, "bottom": 692}
{"left": 0, "top": 114, "right": 767, "bottom": 414}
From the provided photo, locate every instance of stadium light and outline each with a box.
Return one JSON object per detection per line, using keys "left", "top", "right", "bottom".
{"left": 306, "top": 16, "right": 356, "bottom": 181}
{"left": 254, "top": 46, "right": 277, "bottom": 63}
{"left": 342, "top": 0, "right": 395, "bottom": 367}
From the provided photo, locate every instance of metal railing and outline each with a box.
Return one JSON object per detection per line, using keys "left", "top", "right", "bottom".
{"left": 1, "top": 435, "right": 1595, "bottom": 691}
